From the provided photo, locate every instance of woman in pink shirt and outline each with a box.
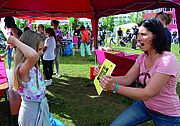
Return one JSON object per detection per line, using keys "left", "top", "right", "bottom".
{"left": 94, "top": 18, "right": 180, "bottom": 125}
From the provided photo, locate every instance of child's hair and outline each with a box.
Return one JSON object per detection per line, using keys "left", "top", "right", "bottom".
{"left": 80, "top": 25, "right": 85, "bottom": 30}
{"left": 45, "top": 28, "right": 56, "bottom": 38}
{"left": 51, "top": 20, "right": 59, "bottom": 26}
{"left": 37, "top": 24, "right": 44, "bottom": 30}
{"left": 23, "top": 27, "right": 30, "bottom": 32}
{"left": 155, "top": 11, "right": 173, "bottom": 26}
{"left": 13, "top": 30, "right": 43, "bottom": 91}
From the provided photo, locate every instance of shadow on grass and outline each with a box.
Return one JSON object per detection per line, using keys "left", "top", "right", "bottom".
{"left": 46, "top": 75, "right": 132, "bottom": 126}
{"left": 47, "top": 75, "right": 180, "bottom": 126}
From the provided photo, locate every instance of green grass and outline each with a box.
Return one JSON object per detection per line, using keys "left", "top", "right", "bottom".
{"left": 0, "top": 43, "right": 179, "bottom": 126}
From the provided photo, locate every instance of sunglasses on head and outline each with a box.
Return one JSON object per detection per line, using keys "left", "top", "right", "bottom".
{"left": 144, "top": 19, "right": 156, "bottom": 26}
{"left": 142, "top": 19, "right": 159, "bottom": 32}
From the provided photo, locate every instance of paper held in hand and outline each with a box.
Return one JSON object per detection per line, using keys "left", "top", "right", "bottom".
{"left": 94, "top": 59, "right": 116, "bottom": 95}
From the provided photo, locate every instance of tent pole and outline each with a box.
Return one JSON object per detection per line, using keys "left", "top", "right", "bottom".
{"left": 91, "top": 18, "right": 99, "bottom": 49}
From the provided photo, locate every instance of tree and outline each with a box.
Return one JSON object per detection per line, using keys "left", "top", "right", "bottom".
{"left": 107, "top": 16, "right": 115, "bottom": 32}
{"left": 101, "top": 16, "right": 115, "bottom": 32}
{"left": 15, "top": 19, "right": 28, "bottom": 29}
{"left": 100, "top": 17, "right": 108, "bottom": 31}
{"left": 116, "top": 15, "right": 127, "bottom": 26}
{"left": 60, "top": 24, "right": 69, "bottom": 35}
{"left": 129, "top": 12, "right": 144, "bottom": 24}
{"left": 69, "top": 17, "right": 77, "bottom": 31}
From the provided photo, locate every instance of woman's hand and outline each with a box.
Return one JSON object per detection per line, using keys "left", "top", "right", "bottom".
{"left": 93, "top": 65, "right": 101, "bottom": 77}
{"left": 100, "top": 75, "right": 116, "bottom": 91}
{"left": 7, "top": 36, "right": 18, "bottom": 47}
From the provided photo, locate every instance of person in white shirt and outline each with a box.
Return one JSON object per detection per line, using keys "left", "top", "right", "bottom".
{"left": 43, "top": 28, "right": 56, "bottom": 86}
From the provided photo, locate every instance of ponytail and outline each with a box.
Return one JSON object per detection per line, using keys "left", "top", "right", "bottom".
{"left": 165, "top": 13, "right": 173, "bottom": 25}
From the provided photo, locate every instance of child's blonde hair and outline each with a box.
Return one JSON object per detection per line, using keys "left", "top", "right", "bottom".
{"left": 13, "top": 30, "right": 42, "bottom": 91}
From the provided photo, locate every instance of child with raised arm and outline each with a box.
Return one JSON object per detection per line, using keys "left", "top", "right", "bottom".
{"left": 7, "top": 30, "right": 51, "bottom": 126}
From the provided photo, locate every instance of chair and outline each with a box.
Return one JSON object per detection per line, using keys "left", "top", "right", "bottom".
{"left": 0, "top": 82, "right": 11, "bottom": 125}
{"left": 60, "top": 40, "right": 67, "bottom": 56}
{"left": 0, "top": 89, "right": 4, "bottom": 100}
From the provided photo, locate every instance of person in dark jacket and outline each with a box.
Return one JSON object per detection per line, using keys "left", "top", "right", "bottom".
{"left": 155, "top": 11, "right": 172, "bottom": 51}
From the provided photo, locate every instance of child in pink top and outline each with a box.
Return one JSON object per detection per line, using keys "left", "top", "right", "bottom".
{"left": 73, "top": 33, "right": 78, "bottom": 49}
{"left": 94, "top": 18, "right": 180, "bottom": 125}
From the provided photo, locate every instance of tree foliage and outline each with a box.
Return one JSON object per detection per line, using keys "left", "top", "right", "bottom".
{"left": 15, "top": 19, "right": 28, "bottom": 29}
{"left": 116, "top": 15, "right": 127, "bottom": 26}
{"left": 101, "top": 16, "right": 114, "bottom": 32}
{"left": 129, "top": 12, "right": 144, "bottom": 24}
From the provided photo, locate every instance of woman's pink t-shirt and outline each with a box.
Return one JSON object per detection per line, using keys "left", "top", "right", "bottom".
{"left": 136, "top": 51, "right": 180, "bottom": 116}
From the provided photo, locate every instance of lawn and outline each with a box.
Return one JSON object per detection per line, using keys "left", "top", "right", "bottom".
{"left": 0, "top": 43, "right": 179, "bottom": 126}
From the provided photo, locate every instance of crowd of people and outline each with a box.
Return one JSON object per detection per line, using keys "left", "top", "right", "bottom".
{"left": 98, "top": 11, "right": 179, "bottom": 53}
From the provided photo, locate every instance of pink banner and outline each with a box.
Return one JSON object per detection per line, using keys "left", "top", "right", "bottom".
{"left": 0, "top": 60, "right": 8, "bottom": 84}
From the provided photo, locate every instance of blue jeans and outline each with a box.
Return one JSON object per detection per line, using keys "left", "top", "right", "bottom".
{"left": 8, "top": 48, "right": 13, "bottom": 69}
{"left": 80, "top": 42, "right": 92, "bottom": 57}
{"left": 110, "top": 101, "right": 180, "bottom": 126}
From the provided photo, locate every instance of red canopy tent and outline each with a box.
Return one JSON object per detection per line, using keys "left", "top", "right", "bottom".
{"left": 0, "top": 0, "right": 179, "bottom": 48}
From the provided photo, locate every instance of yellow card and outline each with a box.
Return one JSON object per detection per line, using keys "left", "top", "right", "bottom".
{"left": 94, "top": 59, "right": 116, "bottom": 95}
